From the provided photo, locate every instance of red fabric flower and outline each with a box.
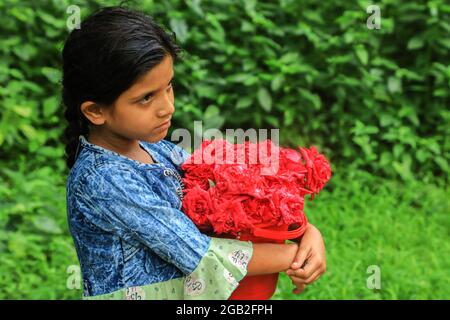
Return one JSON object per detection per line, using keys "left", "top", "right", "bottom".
{"left": 181, "top": 139, "right": 332, "bottom": 236}
{"left": 181, "top": 185, "right": 214, "bottom": 232}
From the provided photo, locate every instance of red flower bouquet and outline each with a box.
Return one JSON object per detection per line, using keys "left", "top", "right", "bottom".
{"left": 181, "top": 139, "right": 331, "bottom": 299}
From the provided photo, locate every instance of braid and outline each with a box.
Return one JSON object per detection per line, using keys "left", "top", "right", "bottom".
{"left": 63, "top": 90, "right": 89, "bottom": 169}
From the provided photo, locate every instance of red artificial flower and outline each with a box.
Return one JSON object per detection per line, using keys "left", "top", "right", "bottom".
{"left": 181, "top": 185, "right": 214, "bottom": 232}
{"left": 181, "top": 139, "right": 332, "bottom": 236}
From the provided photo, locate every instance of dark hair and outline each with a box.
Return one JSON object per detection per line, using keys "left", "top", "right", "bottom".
{"left": 62, "top": 6, "right": 181, "bottom": 169}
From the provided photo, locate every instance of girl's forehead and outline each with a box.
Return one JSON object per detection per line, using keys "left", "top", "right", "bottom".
{"left": 127, "top": 55, "right": 174, "bottom": 95}
{"left": 141, "top": 55, "right": 173, "bottom": 81}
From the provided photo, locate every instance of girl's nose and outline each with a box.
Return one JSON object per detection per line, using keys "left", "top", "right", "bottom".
{"left": 157, "top": 93, "right": 175, "bottom": 117}
{"left": 157, "top": 103, "right": 174, "bottom": 118}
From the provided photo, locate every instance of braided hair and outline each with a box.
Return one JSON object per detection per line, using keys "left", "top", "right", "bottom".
{"left": 62, "top": 6, "right": 181, "bottom": 169}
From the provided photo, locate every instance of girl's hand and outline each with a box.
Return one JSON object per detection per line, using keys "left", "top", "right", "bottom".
{"left": 285, "top": 223, "right": 326, "bottom": 294}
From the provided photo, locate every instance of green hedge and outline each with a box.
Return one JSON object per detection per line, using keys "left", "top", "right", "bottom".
{"left": 0, "top": 0, "right": 448, "bottom": 299}
{"left": 1, "top": 0, "right": 449, "bottom": 181}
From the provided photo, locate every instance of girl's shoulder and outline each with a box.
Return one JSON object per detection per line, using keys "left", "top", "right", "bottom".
{"left": 66, "top": 149, "right": 134, "bottom": 199}
{"left": 66, "top": 137, "right": 140, "bottom": 195}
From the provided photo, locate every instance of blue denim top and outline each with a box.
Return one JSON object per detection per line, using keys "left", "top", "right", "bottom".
{"left": 66, "top": 135, "right": 212, "bottom": 297}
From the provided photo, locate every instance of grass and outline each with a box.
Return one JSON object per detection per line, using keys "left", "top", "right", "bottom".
{"left": 272, "top": 168, "right": 450, "bottom": 300}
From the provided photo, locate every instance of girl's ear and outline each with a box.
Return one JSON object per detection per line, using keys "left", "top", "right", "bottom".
{"left": 80, "top": 101, "right": 107, "bottom": 125}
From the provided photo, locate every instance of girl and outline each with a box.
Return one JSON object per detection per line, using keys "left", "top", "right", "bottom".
{"left": 64, "top": 6, "right": 326, "bottom": 300}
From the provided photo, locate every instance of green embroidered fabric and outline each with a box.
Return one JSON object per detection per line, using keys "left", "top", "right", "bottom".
{"left": 83, "top": 237, "right": 253, "bottom": 300}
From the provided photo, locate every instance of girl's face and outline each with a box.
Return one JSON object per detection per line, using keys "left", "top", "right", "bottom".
{"left": 91, "top": 54, "right": 175, "bottom": 144}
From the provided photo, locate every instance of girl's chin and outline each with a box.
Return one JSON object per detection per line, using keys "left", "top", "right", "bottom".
{"left": 155, "top": 126, "right": 169, "bottom": 135}
{"left": 144, "top": 130, "right": 168, "bottom": 143}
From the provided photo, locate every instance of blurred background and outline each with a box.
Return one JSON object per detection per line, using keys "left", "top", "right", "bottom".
{"left": 0, "top": 0, "right": 448, "bottom": 299}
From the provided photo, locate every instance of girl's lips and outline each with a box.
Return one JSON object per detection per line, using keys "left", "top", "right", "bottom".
{"left": 155, "top": 119, "right": 171, "bottom": 130}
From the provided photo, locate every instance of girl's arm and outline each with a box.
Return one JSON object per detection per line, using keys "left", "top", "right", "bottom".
{"left": 246, "top": 242, "right": 298, "bottom": 276}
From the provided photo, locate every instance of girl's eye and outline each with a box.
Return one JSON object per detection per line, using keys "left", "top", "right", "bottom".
{"left": 139, "top": 93, "right": 154, "bottom": 105}
{"left": 138, "top": 80, "right": 172, "bottom": 105}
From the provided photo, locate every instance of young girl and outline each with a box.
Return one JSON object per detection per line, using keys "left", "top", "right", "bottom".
{"left": 64, "top": 6, "right": 326, "bottom": 300}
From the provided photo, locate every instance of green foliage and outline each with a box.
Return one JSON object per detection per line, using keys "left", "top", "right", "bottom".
{"left": 1, "top": 0, "right": 449, "bottom": 181}
{"left": 154, "top": 0, "right": 450, "bottom": 183}
{"left": 0, "top": 0, "right": 448, "bottom": 299}
{"left": 0, "top": 162, "right": 79, "bottom": 299}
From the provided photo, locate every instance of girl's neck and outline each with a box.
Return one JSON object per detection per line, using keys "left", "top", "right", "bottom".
{"left": 87, "top": 130, "right": 154, "bottom": 164}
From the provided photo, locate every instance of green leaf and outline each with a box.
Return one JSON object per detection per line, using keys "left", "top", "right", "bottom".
{"left": 265, "top": 115, "right": 280, "bottom": 127}
{"left": 416, "top": 149, "right": 429, "bottom": 163}
{"left": 299, "top": 88, "right": 321, "bottom": 110}
{"left": 41, "top": 67, "right": 61, "bottom": 84}
{"left": 187, "top": 0, "right": 204, "bottom": 16}
{"left": 227, "top": 73, "right": 258, "bottom": 86}
{"left": 13, "top": 105, "right": 32, "bottom": 118}
{"left": 271, "top": 74, "right": 284, "bottom": 91}
{"left": 12, "top": 44, "right": 37, "bottom": 61}
{"left": 195, "top": 84, "right": 217, "bottom": 99}
{"left": 170, "top": 18, "right": 189, "bottom": 43}
{"left": 43, "top": 96, "right": 60, "bottom": 118}
{"left": 284, "top": 108, "right": 295, "bottom": 126}
{"left": 387, "top": 77, "right": 402, "bottom": 94}
{"left": 351, "top": 120, "right": 379, "bottom": 136}
{"left": 205, "top": 14, "right": 225, "bottom": 44}
{"left": 33, "top": 216, "right": 62, "bottom": 234}
{"left": 427, "top": 140, "right": 441, "bottom": 154}
{"left": 393, "top": 144, "right": 404, "bottom": 159}
{"left": 236, "top": 96, "right": 253, "bottom": 109}
{"left": 355, "top": 45, "right": 369, "bottom": 65}
{"left": 407, "top": 36, "right": 424, "bottom": 50}
{"left": 257, "top": 87, "right": 272, "bottom": 112}
{"left": 393, "top": 154, "right": 413, "bottom": 180}
{"left": 203, "top": 105, "right": 224, "bottom": 129}
{"left": 8, "top": 233, "right": 27, "bottom": 258}
{"left": 20, "top": 124, "right": 37, "bottom": 139}
{"left": 434, "top": 156, "right": 449, "bottom": 172}
{"left": 241, "top": 20, "right": 255, "bottom": 32}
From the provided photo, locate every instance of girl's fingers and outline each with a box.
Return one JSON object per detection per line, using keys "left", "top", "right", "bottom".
{"left": 289, "top": 275, "right": 304, "bottom": 283}
{"left": 302, "top": 269, "right": 324, "bottom": 285}
{"left": 289, "top": 268, "right": 323, "bottom": 286}
{"left": 290, "top": 280, "right": 306, "bottom": 295}
{"left": 292, "top": 285, "right": 305, "bottom": 294}
{"left": 291, "top": 245, "right": 311, "bottom": 270}
{"left": 290, "top": 255, "right": 321, "bottom": 279}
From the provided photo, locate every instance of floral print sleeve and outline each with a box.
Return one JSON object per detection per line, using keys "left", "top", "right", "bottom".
{"left": 84, "top": 238, "right": 253, "bottom": 300}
